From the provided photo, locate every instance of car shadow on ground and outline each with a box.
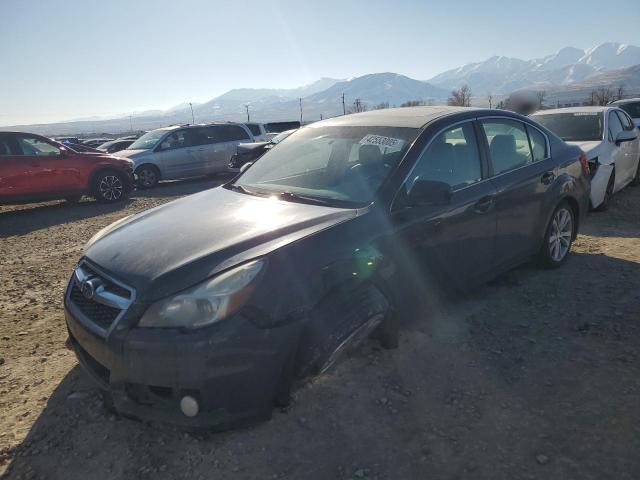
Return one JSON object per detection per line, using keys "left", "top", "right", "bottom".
{"left": 0, "top": 176, "right": 231, "bottom": 238}
{"left": 4, "top": 252, "right": 640, "bottom": 479}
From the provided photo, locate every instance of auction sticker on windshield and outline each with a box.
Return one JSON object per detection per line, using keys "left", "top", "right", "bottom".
{"left": 359, "top": 134, "right": 403, "bottom": 148}
{"left": 573, "top": 112, "right": 599, "bottom": 116}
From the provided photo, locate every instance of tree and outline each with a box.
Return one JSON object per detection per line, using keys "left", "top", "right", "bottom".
{"left": 487, "top": 93, "right": 493, "bottom": 109}
{"left": 448, "top": 85, "right": 472, "bottom": 107}
{"left": 536, "top": 90, "right": 546, "bottom": 109}
{"left": 591, "top": 88, "right": 614, "bottom": 106}
{"left": 400, "top": 99, "right": 425, "bottom": 107}
{"left": 616, "top": 85, "right": 626, "bottom": 101}
{"left": 372, "top": 102, "right": 390, "bottom": 110}
{"left": 347, "top": 98, "right": 367, "bottom": 114}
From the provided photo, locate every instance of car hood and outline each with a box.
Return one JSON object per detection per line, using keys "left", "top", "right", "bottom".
{"left": 113, "top": 149, "right": 149, "bottom": 159}
{"left": 566, "top": 140, "right": 601, "bottom": 156}
{"left": 84, "top": 186, "right": 357, "bottom": 301}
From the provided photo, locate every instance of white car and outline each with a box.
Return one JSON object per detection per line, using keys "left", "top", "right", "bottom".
{"left": 611, "top": 98, "right": 640, "bottom": 129}
{"left": 531, "top": 107, "right": 640, "bottom": 210}
{"left": 243, "top": 123, "right": 270, "bottom": 141}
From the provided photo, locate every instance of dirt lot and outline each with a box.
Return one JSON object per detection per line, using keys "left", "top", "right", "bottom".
{"left": 1, "top": 178, "right": 640, "bottom": 480}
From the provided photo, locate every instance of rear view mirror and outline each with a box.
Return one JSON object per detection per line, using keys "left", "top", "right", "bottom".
{"left": 408, "top": 180, "right": 452, "bottom": 206}
{"left": 615, "top": 130, "right": 638, "bottom": 145}
{"left": 240, "top": 162, "right": 253, "bottom": 173}
{"left": 160, "top": 141, "right": 171, "bottom": 150}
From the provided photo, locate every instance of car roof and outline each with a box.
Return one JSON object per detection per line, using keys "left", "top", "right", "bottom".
{"left": 611, "top": 97, "right": 640, "bottom": 105}
{"left": 531, "top": 106, "right": 617, "bottom": 115}
{"left": 315, "top": 106, "right": 490, "bottom": 128}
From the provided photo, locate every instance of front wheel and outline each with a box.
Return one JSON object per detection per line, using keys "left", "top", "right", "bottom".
{"left": 136, "top": 165, "right": 160, "bottom": 189}
{"left": 536, "top": 202, "right": 574, "bottom": 269}
{"left": 93, "top": 171, "right": 127, "bottom": 203}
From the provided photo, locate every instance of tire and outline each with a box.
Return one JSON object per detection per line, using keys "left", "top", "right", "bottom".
{"left": 136, "top": 165, "right": 160, "bottom": 189}
{"left": 93, "top": 170, "right": 127, "bottom": 203}
{"left": 596, "top": 170, "right": 614, "bottom": 212}
{"left": 631, "top": 158, "right": 640, "bottom": 186}
{"left": 536, "top": 201, "right": 575, "bottom": 269}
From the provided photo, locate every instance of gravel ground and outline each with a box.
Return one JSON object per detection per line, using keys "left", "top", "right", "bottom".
{"left": 1, "top": 177, "right": 639, "bottom": 480}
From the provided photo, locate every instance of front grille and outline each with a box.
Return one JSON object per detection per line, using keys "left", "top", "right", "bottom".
{"left": 67, "top": 261, "right": 135, "bottom": 333}
{"left": 70, "top": 283, "right": 121, "bottom": 330}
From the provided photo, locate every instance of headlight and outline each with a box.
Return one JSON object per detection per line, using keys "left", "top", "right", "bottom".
{"left": 138, "top": 259, "right": 265, "bottom": 329}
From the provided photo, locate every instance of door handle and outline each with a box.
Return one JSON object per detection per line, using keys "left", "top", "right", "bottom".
{"left": 474, "top": 195, "right": 494, "bottom": 214}
{"left": 541, "top": 171, "right": 555, "bottom": 185}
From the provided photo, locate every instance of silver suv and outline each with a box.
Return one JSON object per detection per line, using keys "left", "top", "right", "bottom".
{"left": 117, "top": 123, "right": 255, "bottom": 188}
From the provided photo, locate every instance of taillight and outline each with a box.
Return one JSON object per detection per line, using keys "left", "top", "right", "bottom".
{"left": 579, "top": 152, "right": 589, "bottom": 176}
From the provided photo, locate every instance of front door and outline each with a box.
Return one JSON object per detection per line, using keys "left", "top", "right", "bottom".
{"left": 390, "top": 120, "right": 497, "bottom": 289}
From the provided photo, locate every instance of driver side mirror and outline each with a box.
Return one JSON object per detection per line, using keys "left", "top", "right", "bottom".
{"left": 59, "top": 146, "right": 68, "bottom": 158}
{"left": 407, "top": 180, "right": 452, "bottom": 206}
{"left": 159, "top": 141, "right": 171, "bottom": 151}
{"left": 615, "top": 130, "right": 638, "bottom": 145}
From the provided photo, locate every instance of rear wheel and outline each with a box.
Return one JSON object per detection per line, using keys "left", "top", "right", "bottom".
{"left": 536, "top": 201, "right": 574, "bottom": 269}
{"left": 136, "top": 165, "right": 160, "bottom": 189}
{"left": 93, "top": 171, "right": 126, "bottom": 203}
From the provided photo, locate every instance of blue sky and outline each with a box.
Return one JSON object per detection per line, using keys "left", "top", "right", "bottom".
{"left": 1, "top": 0, "right": 638, "bottom": 126}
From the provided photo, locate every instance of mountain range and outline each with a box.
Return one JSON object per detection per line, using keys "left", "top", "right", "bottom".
{"left": 3, "top": 42, "right": 639, "bottom": 135}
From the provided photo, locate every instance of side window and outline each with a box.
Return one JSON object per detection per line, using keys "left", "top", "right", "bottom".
{"left": 619, "top": 102, "right": 640, "bottom": 119}
{"left": 408, "top": 122, "right": 482, "bottom": 191}
{"left": 481, "top": 120, "right": 533, "bottom": 175}
{"left": 162, "top": 130, "right": 191, "bottom": 150}
{"left": 198, "top": 126, "right": 223, "bottom": 145}
{"left": 525, "top": 125, "right": 547, "bottom": 162}
{"left": 15, "top": 135, "right": 61, "bottom": 156}
{"left": 246, "top": 124, "right": 262, "bottom": 136}
{"left": 0, "top": 136, "right": 12, "bottom": 156}
{"left": 220, "top": 125, "right": 251, "bottom": 142}
{"left": 615, "top": 110, "right": 634, "bottom": 131}
{"left": 608, "top": 111, "right": 624, "bottom": 142}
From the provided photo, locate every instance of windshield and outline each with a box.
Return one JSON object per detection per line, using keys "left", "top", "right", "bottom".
{"left": 234, "top": 125, "right": 420, "bottom": 207}
{"left": 532, "top": 112, "right": 603, "bottom": 141}
{"left": 128, "top": 129, "right": 167, "bottom": 150}
{"left": 270, "top": 130, "right": 295, "bottom": 145}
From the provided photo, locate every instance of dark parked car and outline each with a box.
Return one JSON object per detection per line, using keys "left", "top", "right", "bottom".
{"left": 64, "top": 107, "right": 590, "bottom": 428}
{"left": 229, "top": 129, "right": 297, "bottom": 170}
{"left": 97, "top": 139, "right": 135, "bottom": 154}
{"left": 82, "top": 138, "right": 112, "bottom": 148}
{"left": 0, "top": 132, "right": 135, "bottom": 204}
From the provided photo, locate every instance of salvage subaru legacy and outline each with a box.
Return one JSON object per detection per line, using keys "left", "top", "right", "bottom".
{"left": 64, "top": 107, "right": 590, "bottom": 427}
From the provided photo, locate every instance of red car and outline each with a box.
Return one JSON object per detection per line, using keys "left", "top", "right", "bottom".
{"left": 0, "top": 132, "right": 134, "bottom": 204}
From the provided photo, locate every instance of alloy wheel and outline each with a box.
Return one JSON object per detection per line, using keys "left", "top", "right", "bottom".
{"left": 138, "top": 169, "right": 157, "bottom": 188}
{"left": 548, "top": 208, "right": 572, "bottom": 262}
{"left": 99, "top": 175, "right": 124, "bottom": 201}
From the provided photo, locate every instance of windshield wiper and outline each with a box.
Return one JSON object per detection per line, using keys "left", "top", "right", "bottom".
{"left": 277, "top": 191, "right": 333, "bottom": 206}
{"left": 226, "top": 183, "right": 261, "bottom": 196}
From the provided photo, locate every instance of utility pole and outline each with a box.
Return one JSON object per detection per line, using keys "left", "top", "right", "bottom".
{"left": 189, "top": 102, "right": 195, "bottom": 124}
{"left": 299, "top": 98, "right": 303, "bottom": 124}
{"left": 342, "top": 92, "right": 346, "bottom": 115}
{"left": 245, "top": 104, "right": 250, "bottom": 122}
{"left": 320, "top": 113, "right": 323, "bottom": 120}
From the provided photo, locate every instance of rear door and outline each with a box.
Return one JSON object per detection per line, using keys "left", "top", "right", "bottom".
{"left": 0, "top": 134, "right": 36, "bottom": 198}
{"left": 480, "top": 117, "right": 554, "bottom": 268}
{"left": 190, "top": 125, "right": 227, "bottom": 174}
{"left": 391, "top": 120, "right": 497, "bottom": 288}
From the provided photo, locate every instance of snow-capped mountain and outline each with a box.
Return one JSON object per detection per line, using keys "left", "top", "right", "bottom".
{"left": 428, "top": 42, "right": 640, "bottom": 94}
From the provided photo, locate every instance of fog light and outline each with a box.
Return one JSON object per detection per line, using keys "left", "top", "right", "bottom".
{"left": 180, "top": 395, "right": 199, "bottom": 417}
